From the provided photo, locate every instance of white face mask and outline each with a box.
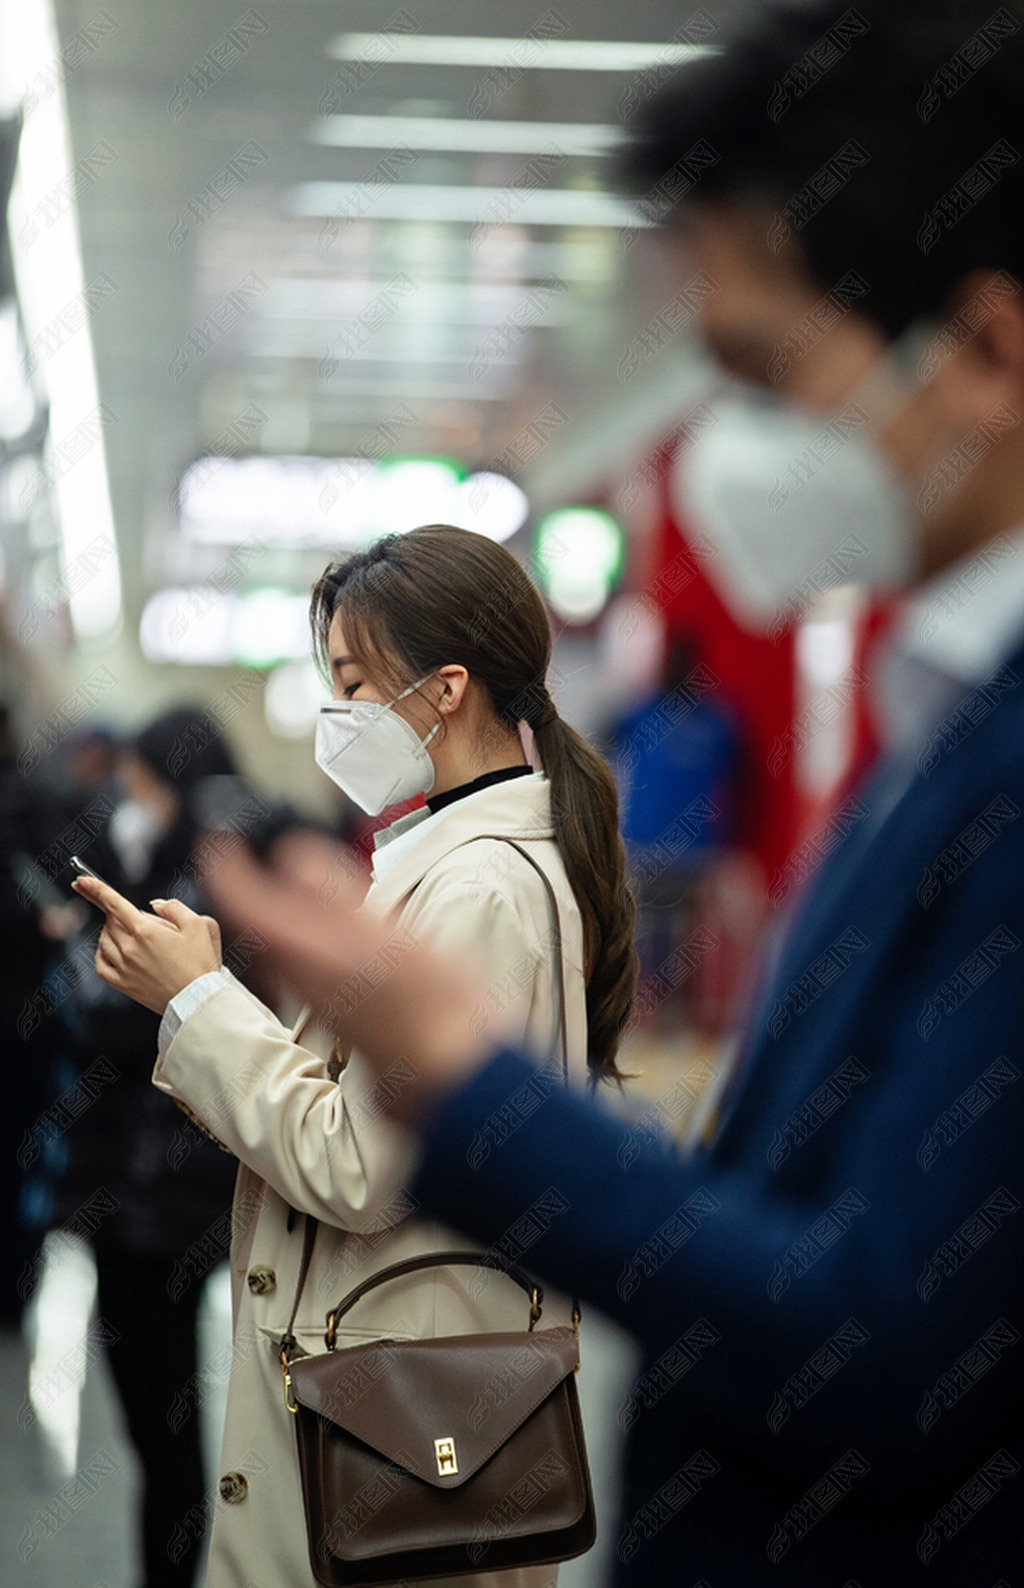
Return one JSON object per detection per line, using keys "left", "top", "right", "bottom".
{"left": 672, "top": 377, "right": 918, "bottom": 634}
{"left": 108, "top": 797, "right": 168, "bottom": 882}
{"left": 314, "top": 677, "right": 440, "bottom": 816}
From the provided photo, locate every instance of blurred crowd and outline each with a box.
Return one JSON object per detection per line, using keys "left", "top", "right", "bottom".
{"left": 1, "top": 703, "right": 325, "bottom": 1584}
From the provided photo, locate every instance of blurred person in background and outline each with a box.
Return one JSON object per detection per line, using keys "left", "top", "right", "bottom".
{"left": 613, "top": 635, "right": 738, "bottom": 1033}
{"left": 81, "top": 2, "right": 1024, "bottom": 1583}
{"left": 52, "top": 707, "right": 242, "bottom": 1588}
{"left": 0, "top": 702, "right": 81, "bottom": 1326}
{"left": 63, "top": 723, "right": 120, "bottom": 804}
{"left": 75, "top": 524, "right": 636, "bottom": 1588}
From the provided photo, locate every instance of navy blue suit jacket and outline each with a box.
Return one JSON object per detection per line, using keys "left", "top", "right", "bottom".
{"left": 413, "top": 640, "right": 1024, "bottom": 1586}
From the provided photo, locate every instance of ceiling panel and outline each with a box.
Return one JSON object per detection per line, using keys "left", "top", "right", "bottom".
{"left": 43, "top": 0, "right": 748, "bottom": 643}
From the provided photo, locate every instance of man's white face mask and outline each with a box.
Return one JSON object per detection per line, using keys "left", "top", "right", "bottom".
{"left": 671, "top": 334, "right": 929, "bottom": 632}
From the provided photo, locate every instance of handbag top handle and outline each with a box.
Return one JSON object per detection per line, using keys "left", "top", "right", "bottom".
{"left": 324, "top": 1249, "right": 544, "bottom": 1347}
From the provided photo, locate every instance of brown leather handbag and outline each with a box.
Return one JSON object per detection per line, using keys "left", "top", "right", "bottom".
{"left": 280, "top": 1242, "right": 595, "bottom": 1585}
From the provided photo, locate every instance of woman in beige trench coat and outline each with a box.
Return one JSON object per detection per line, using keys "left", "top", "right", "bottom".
{"left": 79, "top": 524, "right": 636, "bottom": 1588}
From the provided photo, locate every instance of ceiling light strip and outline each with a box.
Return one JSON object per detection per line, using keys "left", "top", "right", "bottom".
{"left": 4, "top": 0, "right": 122, "bottom": 643}
{"left": 290, "top": 182, "right": 638, "bottom": 227}
{"left": 313, "top": 116, "right": 620, "bottom": 156}
{"left": 326, "top": 35, "right": 707, "bottom": 70}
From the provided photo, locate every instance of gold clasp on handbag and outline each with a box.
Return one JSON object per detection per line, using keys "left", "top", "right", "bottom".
{"left": 528, "top": 1287, "right": 541, "bottom": 1330}
{"left": 434, "top": 1436, "right": 458, "bottom": 1476}
{"left": 280, "top": 1347, "right": 299, "bottom": 1414}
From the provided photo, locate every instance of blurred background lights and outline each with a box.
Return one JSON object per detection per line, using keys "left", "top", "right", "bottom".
{"left": 231, "top": 589, "right": 309, "bottom": 670}
{"left": 139, "top": 586, "right": 234, "bottom": 666}
{"left": 264, "top": 658, "right": 324, "bottom": 739}
{"left": 313, "top": 115, "right": 619, "bottom": 158}
{"left": 146, "top": 468, "right": 532, "bottom": 670}
{"left": 139, "top": 586, "right": 313, "bottom": 669}
{"left": 0, "top": 453, "right": 41, "bottom": 519}
{"left": 372, "top": 456, "right": 464, "bottom": 534}
{"left": 289, "top": 181, "right": 634, "bottom": 230}
{"left": 0, "top": 300, "right": 37, "bottom": 440}
{"left": 534, "top": 506, "right": 625, "bottom": 624}
{"left": 457, "top": 472, "right": 528, "bottom": 541}
{"left": 325, "top": 33, "right": 706, "bottom": 70}
{"left": 178, "top": 454, "right": 370, "bottom": 548}
{"left": 3, "top": 0, "right": 122, "bottom": 644}
{"left": 178, "top": 456, "right": 529, "bottom": 548}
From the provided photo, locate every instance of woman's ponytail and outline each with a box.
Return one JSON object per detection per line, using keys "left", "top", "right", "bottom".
{"left": 530, "top": 707, "right": 636, "bottom": 1081}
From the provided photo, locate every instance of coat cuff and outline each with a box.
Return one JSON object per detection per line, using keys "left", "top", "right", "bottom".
{"left": 158, "top": 967, "right": 235, "bottom": 1059}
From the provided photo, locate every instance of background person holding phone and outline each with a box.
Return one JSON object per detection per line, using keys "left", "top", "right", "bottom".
{"left": 55, "top": 708, "right": 241, "bottom": 1588}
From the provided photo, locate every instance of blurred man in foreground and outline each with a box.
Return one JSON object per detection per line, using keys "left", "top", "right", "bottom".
{"left": 86, "top": 2, "right": 1024, "bottom": 1583}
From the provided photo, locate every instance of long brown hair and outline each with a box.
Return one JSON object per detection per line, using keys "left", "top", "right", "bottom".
{"left": 310, "top": 523, "right": 636, "bottom": 1079}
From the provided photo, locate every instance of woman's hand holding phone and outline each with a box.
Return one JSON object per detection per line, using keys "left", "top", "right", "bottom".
{"left": 71, "top": 872, "right": 222, "bottom": 1014}
{"left": 201, "top": 835, "right": 487, "bottom": 1124}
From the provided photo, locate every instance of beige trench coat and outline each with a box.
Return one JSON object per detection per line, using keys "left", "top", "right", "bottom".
{"left": 153, "top": 774, "right": 590, "bottom": 1588}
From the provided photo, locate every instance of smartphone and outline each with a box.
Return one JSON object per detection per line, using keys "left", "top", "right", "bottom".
{"left": 70, "top": 854, "right": 111, "bottom": 887}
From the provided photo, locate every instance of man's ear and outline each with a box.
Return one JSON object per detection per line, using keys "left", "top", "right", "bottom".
{"left": 435, "top": 665, "right": 470, "bottom": 716}
{"left": 930, "top": 269, "right": 1024, "bottom": 427}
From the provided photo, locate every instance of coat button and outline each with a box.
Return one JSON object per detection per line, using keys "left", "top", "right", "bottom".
{"left": 247, "top": 1265, "right": 276, "bottom": 1295}
{"left": 219, "top": 1472, "right": 248, "bottom": 1504}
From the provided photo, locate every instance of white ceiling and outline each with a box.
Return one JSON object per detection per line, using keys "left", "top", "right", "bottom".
{"left": 49, "top": 0, "right": 743, "bottom": 631}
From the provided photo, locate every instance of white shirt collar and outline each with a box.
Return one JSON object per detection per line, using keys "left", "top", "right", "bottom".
{"left": 370, "top": 802, "right": 443, "bottom": 883}
{"left": 370, "top": 771, "right": 547, "bottom": 885}
{"left": 898, "top": 524, "right": 1024, "bottom": 681}
{"left": 879, "top": 524, "right": 1024, "bottom": 749}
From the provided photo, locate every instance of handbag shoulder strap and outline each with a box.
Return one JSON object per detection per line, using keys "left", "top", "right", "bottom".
{"left": 281, "top": 832, "right": 580, "bottom": 1375}
{"left": 280, "top": 1213, "right": 320, "bottom": 1406}
{"left": 281, "top": 1212, "right": 319, "bottom": 1359}
{"left": 461, "top": 834, "right": 569, "bottom": 1086}
{"left": 457, "top": 834, "right": 581, "bottom": 1332}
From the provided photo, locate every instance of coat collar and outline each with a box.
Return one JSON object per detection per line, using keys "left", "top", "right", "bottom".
{"left": 366, "top": 771, "right": 553, "bottom": 918}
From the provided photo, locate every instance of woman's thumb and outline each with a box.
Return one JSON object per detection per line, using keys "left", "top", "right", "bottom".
{"left": 149, "top": 896, "right": 191, "bottom": 927}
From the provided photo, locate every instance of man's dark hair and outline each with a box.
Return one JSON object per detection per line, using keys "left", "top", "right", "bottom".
{"left": 618, "top": 0, "right": 1024, "bottom": 337}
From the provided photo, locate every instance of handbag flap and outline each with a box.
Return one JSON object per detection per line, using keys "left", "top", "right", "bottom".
{"left": 289, "top": 1327, "right": 579, "bottom": 1489}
